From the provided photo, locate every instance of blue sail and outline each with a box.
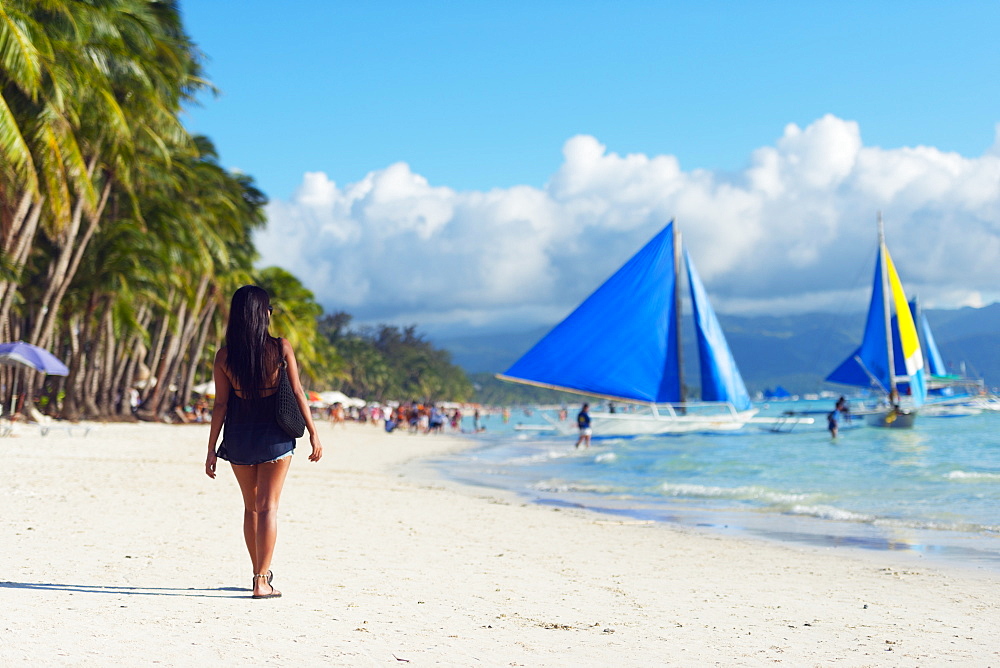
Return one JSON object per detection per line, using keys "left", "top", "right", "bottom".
{"left": 499, "top": 223, "right": 681, "bottom": 402}
{"left": 919, "top": 314, "right": 946, "bottom": 376}
{"left": 909, "top": 300, "right": 947, "bottom": 376}
{"left": 826, "top": 250, "right": 892, "bottom": 390}
{"left": 686, "top": 249, "right": 752, "bottom": 411}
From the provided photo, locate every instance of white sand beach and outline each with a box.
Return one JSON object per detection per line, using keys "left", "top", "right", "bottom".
{"left": 3, "top": 420, "right": 1000, "bottom": 666}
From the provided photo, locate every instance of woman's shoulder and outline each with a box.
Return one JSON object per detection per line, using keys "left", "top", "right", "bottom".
{"left": 215, "top": 346, "right": 229, "bottom": 364}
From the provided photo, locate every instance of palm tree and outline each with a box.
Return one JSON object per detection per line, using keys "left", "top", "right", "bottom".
{"left": 0, "top": 3, "right": 367, "bottom": 419}
{"left": 26, "top": 0, "right": 208, "bottom": 354}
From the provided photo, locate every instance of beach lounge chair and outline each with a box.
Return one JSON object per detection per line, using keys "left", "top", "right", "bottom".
{"left": 28, "top": 407, "right": 92, "bottom": 437}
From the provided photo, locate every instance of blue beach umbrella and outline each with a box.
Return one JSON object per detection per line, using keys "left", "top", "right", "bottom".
{"left": 0, "top": 341, "right": 70, "bottom": 376}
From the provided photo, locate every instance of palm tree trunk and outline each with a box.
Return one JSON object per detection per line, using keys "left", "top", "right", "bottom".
{"left": 0, "top": 190, "right": 34, "bottom": 254}
{"left": 116, "top": 305, "right": 151, "bottom": 417}
{"left": 0, "top": 198, "right": 44, "bottom": 331}
{"left": 141, "top": 290, "right": 173, "bottom": 406}
{"left": 61, "top": 314, "right": 85, "bottom": 420}
{"left": 28, "top": 196, "right": 86, "bottom": 345}
{"left": 96, "top": 304, "right": 116, "bottom": 415}
{"left": 170, "top": 277, "right": 211, "bottom": 407}
{"left": 182, "top": 299, "right": 216, "bottom": 407}
{"left": 139, "top": 298, "right": 187, "bottom": 420}
{"left": 33, "top": 178, "right": 112, "bottom": 352}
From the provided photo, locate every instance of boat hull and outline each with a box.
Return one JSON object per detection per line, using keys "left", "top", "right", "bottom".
{"left": 921, "top": 401, "right": 983, "bottom": 418}
{"left": 863, "top": 408, "right": 917, "bottom": 429}
{"left": 969, "top": 396, "right": 1000, "bottom": 412}
{"left": 548, "top": 406, "right": 758, "bottom": 437}
{"left": 592, "top": 412, "right": 755, "bottom": 436}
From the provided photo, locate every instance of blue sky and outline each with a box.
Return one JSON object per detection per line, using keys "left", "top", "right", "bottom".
{"left": 183, "top": 2, "right": 1000, "bottom": 198}
{"left": 181, "top": 2, "right": 1000, "bottom": 334}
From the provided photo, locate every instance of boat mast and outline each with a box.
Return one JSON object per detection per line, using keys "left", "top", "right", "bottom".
{"left": 673, "top": 222, "right": 685, "bottom": 407}
{"left": 878, "top": 212, "right": 898, "bottom": 401}
{"left": 911, "top": 294, "right": 927, "bottom": 375}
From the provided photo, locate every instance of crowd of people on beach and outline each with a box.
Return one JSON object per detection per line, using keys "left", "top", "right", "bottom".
{"left": 379, "top": 401, "right": 463, "bottom": 434}
{"left": 183, "top": 391, "right": 480, "bottom": 435}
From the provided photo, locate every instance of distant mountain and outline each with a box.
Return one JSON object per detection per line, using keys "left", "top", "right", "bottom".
{"left": 435, "top": 303, "right": 1000, "bottom": 395}
{"left": 438, "top": 326, "right": 552, "bottom": 375}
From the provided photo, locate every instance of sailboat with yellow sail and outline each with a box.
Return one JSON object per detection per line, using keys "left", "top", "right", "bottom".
{"left": 826, "top": 214, "right": 927, "bottom": 428}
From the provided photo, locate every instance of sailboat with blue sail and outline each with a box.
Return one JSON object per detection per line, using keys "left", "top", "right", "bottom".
{"left": 909, "top": 297, "right": 987, "bottom": 416}
{"left": 826, "top": 214, "right": 927, "bottom": 428}
{"left": 497, "top": 221, "right": 783, "bottom": 437}
{"left": 911, "top": 298, "right": 948, "bottom": 379}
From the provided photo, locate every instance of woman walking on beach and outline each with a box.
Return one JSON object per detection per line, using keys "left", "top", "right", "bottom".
{"left": 205, "top": 285, "right": 323, "bottom": 599}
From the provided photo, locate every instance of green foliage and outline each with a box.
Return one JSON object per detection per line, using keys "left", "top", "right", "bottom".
{"left": 320, "top": 312, "right": 473, "bottom": 402}
{"left": 0, "top": 2, "right": 296, "bottom": 417}
{"left": 0, "top": 2, "right": 478, "bottom": 416}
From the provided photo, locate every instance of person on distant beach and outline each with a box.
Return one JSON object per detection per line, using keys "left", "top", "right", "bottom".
{"left": 331, "top": 402, "right": 346, "bottom": 427}
{"left": 205, "top": 285, "right": 322, "bottom": 600}
{"left": 575, "top": 403, "right": 592, "bottom": 449}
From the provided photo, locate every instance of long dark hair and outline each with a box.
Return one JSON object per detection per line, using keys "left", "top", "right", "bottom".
{"left": 225, "top": 285, "right": 280, "bottom": 400}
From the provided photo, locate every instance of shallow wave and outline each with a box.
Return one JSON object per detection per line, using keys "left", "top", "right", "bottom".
{"left": 658, "top": 482, "right": 820, "bottom": 505}
{"left": 946, "top": 470, "right": 1000, "bottom": 481}
{"left": 785, "top": 505, "right": 1000, "bottom": 535}
{"left": 872, "top": 517, "right": 1000, "bottom": 534}
{"left": 787, "top": 504, "right": 874, "bottom": 523}
{"left": 530, "top": 478, "right": 622, "bottom": 494}
{"left": 594, "top": 452, "right": 617, "bottom": 463}
{"left": 501, "top": 449, "right": 575, "bottom": 466}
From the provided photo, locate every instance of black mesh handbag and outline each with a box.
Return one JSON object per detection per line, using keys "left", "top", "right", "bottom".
{"left": 275, "top": 361, "right": 306, "bottom": 439}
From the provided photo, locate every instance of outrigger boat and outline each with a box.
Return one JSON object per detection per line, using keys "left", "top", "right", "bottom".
{"left": 909, "top": 296, "right": 990, "bottom": 417}
{"left": 826, "top": 214, "right": 927, "bottom": 428}
{"left": 498, "top": 221, "right": 810, "bottom": 437}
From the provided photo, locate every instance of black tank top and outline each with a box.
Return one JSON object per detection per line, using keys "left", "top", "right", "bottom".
{"left": 226, "top": 386, "right": 278, "bottom": 426}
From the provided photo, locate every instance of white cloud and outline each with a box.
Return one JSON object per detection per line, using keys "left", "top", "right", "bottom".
{"left": 257, "top": 115, "right": 1000, "bottom": 334}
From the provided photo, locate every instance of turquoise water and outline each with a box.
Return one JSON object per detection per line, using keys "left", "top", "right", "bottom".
{"left": 439, "top": 401, "right": 1000, "bottom": 570}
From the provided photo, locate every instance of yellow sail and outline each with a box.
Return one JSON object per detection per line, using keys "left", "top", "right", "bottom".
{"left": 884, "top": 248, "right": 926, "bottom": 404}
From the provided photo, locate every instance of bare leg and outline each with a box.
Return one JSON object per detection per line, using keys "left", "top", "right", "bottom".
{"left": 231, "top": 456, "right": 292, "bottom": 596}
{"left": 252, "top": 457, "right": 291, "bottom": 591}
{"left": 232, "top": 464, "right": 261, "bottom": 573}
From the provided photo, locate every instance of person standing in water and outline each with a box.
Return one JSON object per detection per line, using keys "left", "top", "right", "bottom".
{"left": 829, "top": 396, "right": 850, "bottom": 438}
{"left": 205, "top": 285, "right": 323, "bottom": 599}
{"left": 575, "top": 403, "right": 592, "bottom": 448}
{"left": 827, "top": 408, "right": 840, "bottom": 438}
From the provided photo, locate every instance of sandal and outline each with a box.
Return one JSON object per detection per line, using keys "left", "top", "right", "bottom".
{"left": 251, "top": 573, "right": 281, "bottom": 599}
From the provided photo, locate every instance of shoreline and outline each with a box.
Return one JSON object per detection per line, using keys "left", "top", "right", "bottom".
{"left": 4, "top": 421, "right": 1000, "bottom": 665}
{"left": 411, "top": 432, "right": 1000, "bottom": 580}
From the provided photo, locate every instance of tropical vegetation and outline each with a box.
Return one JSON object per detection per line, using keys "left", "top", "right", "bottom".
{"left": 319, "top": 313, "right": 473, "bottom": 403}
{"left": 0, "top": 1, "right": 470, "bottom": 420}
